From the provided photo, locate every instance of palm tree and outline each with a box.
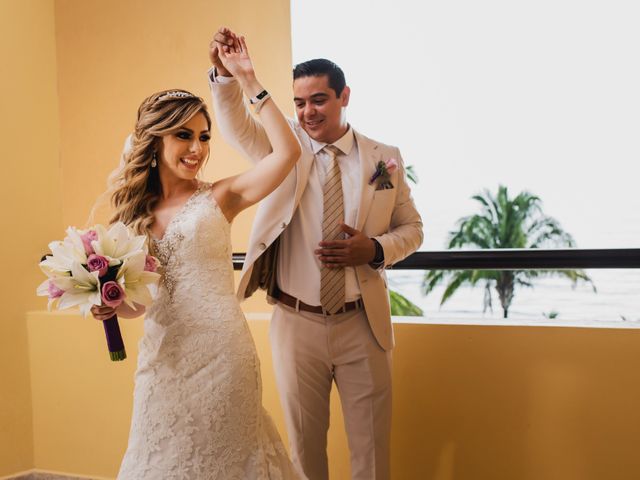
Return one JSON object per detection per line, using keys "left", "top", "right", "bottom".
{"left": 422, "top": 185, "right": 594, "bottom": 318}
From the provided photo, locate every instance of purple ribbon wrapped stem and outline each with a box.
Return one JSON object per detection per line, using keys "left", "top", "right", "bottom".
{"left": 103, "top": 314, "right": 126, "bottom": 361}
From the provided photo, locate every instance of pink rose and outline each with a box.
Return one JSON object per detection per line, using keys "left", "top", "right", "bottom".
{"left": 48, "top": 281, "right": 65, "bottom": 299}
{"left": 81, "top": 230, "right": 98, "bottom": 255}
{"left": 384, "top": 158, "right": 398, "bottom": 174}
{"left": 144, "top": 255, "right": 159, "bottom": 273}
{"left": 87, "top": 254, "right": 109, "bottom": 277}
{"left": 101, "top": 281, "right": 125, "bottom": 308}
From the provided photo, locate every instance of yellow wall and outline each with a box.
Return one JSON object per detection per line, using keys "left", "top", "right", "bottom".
{"left": 0, "top": 0, "right": 61, "bottom": 475}
{"left": 26, "top": 313, "right": 640, "bottom": 480}
{"left": 390, "top": 325, "right": 640, "bottom": 480}
{"left": 54, "top": 0, "right": 293, "bottom": 254}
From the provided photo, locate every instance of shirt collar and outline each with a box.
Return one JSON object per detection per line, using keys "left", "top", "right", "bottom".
{"left": 310, "top": 126, "right": 355, "bottom": 156}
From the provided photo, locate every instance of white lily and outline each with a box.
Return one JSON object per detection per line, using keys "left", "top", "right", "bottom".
{"left": 40, "top": 236, "right": 87, "bottom": 276}
{"left": 36, "top": 279, "right": 50, "bottom": 297}
{"left": 65, "top": 226, "right": 88, "bottom": 255}
{"left": 39, "top": 256, "right": 71, "bottom": 278}
{"left": 36, "top": 278, "right": 64, "bottom": 311}
{"left": 54, "top": 261, "right": 101, "bottom": 317}
{"left": 92, "top": 222, "right": 147, "bottom": 261}
{"left": 116, "top": 251, "right": 161, "bottom": 307}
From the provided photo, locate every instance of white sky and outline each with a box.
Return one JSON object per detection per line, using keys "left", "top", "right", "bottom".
{"left": 291, "top": 0, "right": 640, "bottom": 251}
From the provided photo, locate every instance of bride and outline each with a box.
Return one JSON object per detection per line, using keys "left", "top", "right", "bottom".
{"left": 90, "top": 34, "right": 301, "bottom": 479}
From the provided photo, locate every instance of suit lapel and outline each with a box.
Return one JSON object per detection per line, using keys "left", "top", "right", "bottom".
{"left": 354, "top": 131, "right": 379, "bottom": 231}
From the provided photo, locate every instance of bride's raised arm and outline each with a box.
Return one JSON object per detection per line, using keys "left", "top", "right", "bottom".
{"left": 210, "top": 33, "right": 301, "bottom": 221}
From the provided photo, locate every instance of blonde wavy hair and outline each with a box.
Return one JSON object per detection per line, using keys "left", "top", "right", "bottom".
{"left": 108, "top": 89, "right": 212, "bottom": 237}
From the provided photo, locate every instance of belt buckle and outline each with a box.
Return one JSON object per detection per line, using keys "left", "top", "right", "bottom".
{"left": 324, "top": 304, "right": 346, "bottom": 316}
{"left": 321, "top": 302, "right": 352, "bottom": 316}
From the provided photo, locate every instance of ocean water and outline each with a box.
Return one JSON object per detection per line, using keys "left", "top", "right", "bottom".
{"left": 388, "top": 269, "right": 640, "bottom": 323}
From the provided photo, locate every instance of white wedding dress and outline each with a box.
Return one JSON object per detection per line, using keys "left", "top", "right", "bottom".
{"left": 118, "top": 182, "right": 298, "bottom": 479}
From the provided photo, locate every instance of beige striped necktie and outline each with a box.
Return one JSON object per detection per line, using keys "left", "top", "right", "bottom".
{"left": 320, "top": 145, "right": 346, "bottom": 314}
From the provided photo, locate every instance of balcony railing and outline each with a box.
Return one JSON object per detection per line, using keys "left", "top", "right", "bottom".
{"left": 232, "top": 248, "right": 640, "bottom": 271}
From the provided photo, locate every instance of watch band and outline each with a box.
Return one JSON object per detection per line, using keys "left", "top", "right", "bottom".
{"left": 249, "top": 89, "right": 269, "bottom": 104}
{"left": 370, "top": 238, "right": 385, "bottom": 268}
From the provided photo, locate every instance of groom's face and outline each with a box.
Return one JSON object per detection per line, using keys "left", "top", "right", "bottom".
{"left": 293, "top": 75, "right": 350, "bottom": 144}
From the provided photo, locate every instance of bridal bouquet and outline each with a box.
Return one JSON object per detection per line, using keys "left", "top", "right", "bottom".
{"left": 37, "top": 222, "right": 160, "bottom": 361}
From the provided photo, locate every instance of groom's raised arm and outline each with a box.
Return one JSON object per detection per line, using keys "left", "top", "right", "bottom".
{"left": 208, "top": 29, "right": 274, "bottom": 164}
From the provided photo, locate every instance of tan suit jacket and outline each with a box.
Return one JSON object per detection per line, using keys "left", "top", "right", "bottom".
{"left": 210, "top": 77, "right": 423, "bottom": 351}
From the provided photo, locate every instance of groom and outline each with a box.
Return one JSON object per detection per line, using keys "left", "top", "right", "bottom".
{"left": 210, "top": 28, "right": 423, "bottom": 480}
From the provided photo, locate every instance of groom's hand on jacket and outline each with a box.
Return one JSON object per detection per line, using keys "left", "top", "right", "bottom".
{"left": 315, "top": 224, "right": 376, "bottom": 267}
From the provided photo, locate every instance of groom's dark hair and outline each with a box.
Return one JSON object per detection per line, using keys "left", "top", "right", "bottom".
{"left": 293, "top": 59, "right": 346, "bottom": 97}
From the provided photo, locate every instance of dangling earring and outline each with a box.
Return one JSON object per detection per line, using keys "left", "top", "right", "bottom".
{"left": 151, "top": 152, "right": 157, "bottom": 168}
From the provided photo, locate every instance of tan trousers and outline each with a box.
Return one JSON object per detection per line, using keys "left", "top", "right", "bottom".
{"left": 270, "top": 303, "right": 392, "bottom": 480}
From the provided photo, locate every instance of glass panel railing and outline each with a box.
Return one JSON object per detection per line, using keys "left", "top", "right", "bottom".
{"left": 233, "top": 249, "right": 640, "bottom": 324}
{"left": 387, "top": 268, "right": 640, "bottom": 323}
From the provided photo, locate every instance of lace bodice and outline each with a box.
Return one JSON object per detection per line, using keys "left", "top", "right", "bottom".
{"left": 152, "top": 182, "right": 233, "bottom": 300}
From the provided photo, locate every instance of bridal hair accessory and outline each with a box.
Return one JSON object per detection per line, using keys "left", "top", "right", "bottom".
{"left": 369, "top": 158, "right": 398, "bottom": 189}
{"left": 157, "top": 90, "right": 195, "bottom": 101}
{"left": 37, "top": 223, "right": 161, "bottom": 361}
{"left": 151, "top": 152, "right": 157, "bottom": 168}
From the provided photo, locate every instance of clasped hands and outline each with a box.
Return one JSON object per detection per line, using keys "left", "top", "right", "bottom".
{"left": 315, "top": 224, "right": 376, "bottom": 268}
{"left": 208, "top": 27, "right": 254, "bottom": 79}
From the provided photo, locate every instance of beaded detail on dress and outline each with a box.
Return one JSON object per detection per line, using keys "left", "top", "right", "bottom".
{"left": 118, "top": 183, "right": 297, "bottom": 479}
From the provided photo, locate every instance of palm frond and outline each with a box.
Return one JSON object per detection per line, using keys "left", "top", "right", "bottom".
{"left": 389, "top": 290, "right": 424, "bottom": 316}
{"left": 440, "top": 271, "right": 475, "bottom": 305}
{"left": 422, "top": 270, "right": 447, "bottom": 295}
{"left": 405, "top": 165, "right": 419, "bottom": 184}
{"left": 527, "top": 216, "right": 576, "bottom": 248}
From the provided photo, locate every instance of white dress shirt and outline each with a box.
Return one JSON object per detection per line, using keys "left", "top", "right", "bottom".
{"left": 277, "top": 128, "right": 362, "bottom": 306}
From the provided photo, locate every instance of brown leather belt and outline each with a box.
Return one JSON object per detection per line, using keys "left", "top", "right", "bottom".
{"left": 275, "top": 290, "right": 364, "bottom": 316}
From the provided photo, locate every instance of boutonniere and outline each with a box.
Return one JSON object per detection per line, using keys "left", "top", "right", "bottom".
{"left": 368, "top": 158, "right": 398, "bottom": 190}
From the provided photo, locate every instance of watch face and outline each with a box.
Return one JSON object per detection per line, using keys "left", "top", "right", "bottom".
{"left": 251, "top": 90, "right": 268, "bottom": 104}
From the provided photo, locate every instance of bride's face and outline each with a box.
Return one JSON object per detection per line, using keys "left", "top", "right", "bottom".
{"left": 157, "top": 112, "right": 210, "bottom": 180}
